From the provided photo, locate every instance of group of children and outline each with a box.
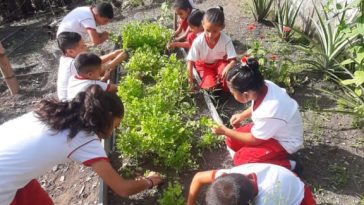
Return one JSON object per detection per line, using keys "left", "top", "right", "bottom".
{"left": 0, "top": 0, "right": 317, "bottom": 205}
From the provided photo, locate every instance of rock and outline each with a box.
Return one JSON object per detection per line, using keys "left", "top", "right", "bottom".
{"left": 59, "top": 175, "right": 65, "bottom": 182}
{"left": 52, "top": 165, "right": 58, "bottom": 172}
{"left": 79, "top": 185, "right": 85, "bottom": 196}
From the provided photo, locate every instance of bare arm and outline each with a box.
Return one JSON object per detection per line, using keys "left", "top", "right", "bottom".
{"left": 187, "top": 61, "right": 194, "bottom": 85}
{"left": 221, "top": 59, "right": 237, "bottom": 77}
{"left": 187, "top": 171, "right": 215, "bottom": 205}
{"left": 173, "top": 25, "right": 183, "bottom": 38}
{"left": 105, "top": 52, "right": 128, "bottom": 71}
{"left": 230, "top": 106, "right": 253, "bottom": 127}
{"left": 213, "top": 126, "right": 264, "bottom": 146}
{"left": 168, "top": 41, "right": 190, "bottom": 49}
{"left": 101, "top": 49, "right": 122, "bottom": 63}
{"left": 87, "top": 29, "right": 108, "bottom": 45}
{"left": 91, "top": 160, "right": 161, "bottom": 197}
{"left": 175, "top": 26, "right": 190, "bottom": 42}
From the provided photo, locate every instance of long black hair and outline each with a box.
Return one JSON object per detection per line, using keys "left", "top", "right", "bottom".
{"left": 35, "top": 85, "right": 124, "bottom": 139}
{"left": 173, "top": 0, "right": 193, "bottom": 11}
{"left": 226, "top": 58, "right": 264, "bottom": 93}
{"left": 205, "top": 173, "right": 255, "bottom": 205}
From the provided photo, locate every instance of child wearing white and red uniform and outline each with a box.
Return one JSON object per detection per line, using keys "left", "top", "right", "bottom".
{"left": 56, "top": 32, "right": 127, "bottom": 101}
{"left": 187, "top": 6, "right": 237, "bottom": 91}
{"left": 57, "top": 2, "right": 113, "bottom": 45}
{"left": 67, "top": 52, "right": 117, "bottom": 100}
{"left": 187, "top": 163, "right": 316, "bottom": 205}
{"left": 0, "top": 85, "right": 162, "bottom": 205}
{"left": 212, "top": 58, "right": 303, "bottom": 172}
{"left": 168, "top": 9, "right": 204, "bottom": 49}
{"left": 173, "top": 0, "right": 194, "bottom": 42}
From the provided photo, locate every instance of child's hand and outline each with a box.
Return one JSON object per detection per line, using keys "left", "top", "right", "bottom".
{"left": 166, "top": 42, "right": 175, "bottom": 50}
{"left": 113, "top": 49, "right": 123, "bottom": 57}
{"left": 230, "top": 113, "right": 244, "bottom": 128}
{"left": 103, "top": 69, "right": 111, "bottom": 80}
{"left": 211, "top": 124, "right": 227, "bottom": 135}
{"left": 146, "top": 171, "right": 162, "bottom": 187}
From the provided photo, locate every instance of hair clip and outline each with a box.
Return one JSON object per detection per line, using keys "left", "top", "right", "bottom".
{"left": 240, "top": 55, "right": 249, "bottom": 65}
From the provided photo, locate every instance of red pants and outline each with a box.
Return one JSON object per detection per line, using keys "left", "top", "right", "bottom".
{"left": 195, "top": 60, "right": 228, "bottom": 91}
{"left": 300, "top": 185, "right": 317, "bottom": 205}
{"left": 226, "top": 123, "right": 291, "bottom": 169}
{"left": 10, "top": 179, "right": 53, "bottom": 205}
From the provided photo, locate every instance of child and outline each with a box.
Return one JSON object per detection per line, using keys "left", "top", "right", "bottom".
{"left": 187, "top": 6, "right": 237, "bottom": 91}
{"left": 67, "top": 52, "right": 118, "bottom": 100}
{"left": 168, "top": 9, "right": 204, "bottom": 49}
{"left": 212, "top": 58, "right": 303, "bottom": 172}
{"left": 187, "top": 163, "right": 316, "bottom": 205}
{"left": 57, "top": 32, "right": 127, "bottom": 101}
{"left": 173, "top": 0, "right": 194, "bottom": 41}
{"left": 57, "top": 2, "right": 113, "bottom": 45}
{"left": 0, "top": 85, "right": 162, "bottom": 205}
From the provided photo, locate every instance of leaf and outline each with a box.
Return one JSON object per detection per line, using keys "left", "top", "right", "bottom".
{"left": 340, "top": 59, "right": 354, "bottom": 66}
{"left": 336, "top": 3, "right": 342, "bottom": 10}
{"left": 355, "top": 88, "right": 362, "bottom": 96}
{"left": 341, "top": 79, "right": 356, "bottom": 85}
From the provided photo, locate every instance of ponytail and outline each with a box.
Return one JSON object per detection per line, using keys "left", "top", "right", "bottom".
{"left": 205, "top": 6, "right": 225, "bottom": 26}
{"left": 35, "top": 85, "right": 124, "bottom": 139}
{"left": 226, "top": 57, "right": 264, "bottom": 93}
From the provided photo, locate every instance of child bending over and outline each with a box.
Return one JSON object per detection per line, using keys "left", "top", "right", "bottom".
{"left": 0, "top": 85, "right": 162, "bottom": 205}
{"left": 187, "top": 163, "right": 316, "bottom": 205}
{"left": 67, "top": 52, "right": 117, "bottom": 100}
{"left": 173, "top": 0, "right": 194, "bottom": 41}
{"left": 168, "top": 9, "right": 204, "bottom": 49}
{"left": 212, "top": 58, "right": 304, "bottom": 173}
{"left": 57, "top": 32, "right": 127, "bottom": 101}
{"left": 187, "top": 6, "right": 237, "bottom": 91}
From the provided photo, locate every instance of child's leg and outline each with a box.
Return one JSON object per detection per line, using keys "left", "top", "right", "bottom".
{"left": 300, "top": 185, "right": 317, "bottom": 205}
{"left": 225, "top": 123, "right": 254, "bottom": 152}
{"left": 233, "top": 138, "right": 291, "bottom": 170}
{"left": 216, "top": 60, "right": 229, "bottom": 91}
{"left": 10, "top": 179, "right": 53, "bottom": 205}
{"left": 195, "top": 62, "right": 218, "bottom": 90}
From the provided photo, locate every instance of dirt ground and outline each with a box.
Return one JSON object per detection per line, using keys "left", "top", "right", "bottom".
{"left": 0, "top": 0, "right": 363, "bottom": 204}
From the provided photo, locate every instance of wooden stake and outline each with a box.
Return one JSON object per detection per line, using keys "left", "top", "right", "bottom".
{"left": 0, "top": 42, "right": 19, "bottom": 95}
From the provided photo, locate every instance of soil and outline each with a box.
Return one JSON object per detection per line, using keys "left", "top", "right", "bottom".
{"left": 0, "top": 0, "right": 363, "bottom": 205}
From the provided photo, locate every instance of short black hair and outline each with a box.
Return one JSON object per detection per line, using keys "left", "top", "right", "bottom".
{"left": 74, "top": 52, "right": 102, "bottom": 74}
{"left": 173, "top": 0, "right": 193, "bottom": 11}
{"left": 204, "top": 6, "right": 225, "bottom": 26}
{"left": 226, "top": 58, "right": 265, "bottom": 93}
{"left": 96, "top": 2, "right": 114, "bottom": 19}
{"left": 206, "top": 173, "right": 254, "bottom": 205}
{"left": 57, "top": 32, "right": 82, "bottom": 55}
{"left": 188, "top": 9, "right": 204, "bottom": 27}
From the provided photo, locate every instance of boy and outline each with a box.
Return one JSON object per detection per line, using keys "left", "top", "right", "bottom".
{"left": 187, "top": 163, "right": 316, "bottom": 205}
{"left": 67, "top": 53, "right": 117, "bottom": 100}
{"left": 57, "top": 2, "right": 113, "bottom": 45}
{"left": 57, "top": 32, "right": 127, "bottom": 101}
{"left": 168, "top": 9, "right": 204, "bottom": 49}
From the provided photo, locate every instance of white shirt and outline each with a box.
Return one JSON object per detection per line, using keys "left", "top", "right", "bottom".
{"left": 57, "top": 6, "right": 97, "bottom": 40}
{"left": 57, "top": 56, "right": 76, "bottom": 101}
{"left": 214, "top": 163, "right": 305, "bottom": 205}
{"left": 251, "top": 80, "right": 303, "bottom": 154}
{"left": 67, "top": 75, "right": 109, "bottom": 100}
{"left": 187, "top": 32, "right": 237, "bottom": 64}
{"left": 0, "top": 112, "right": 107, "bottom": 205}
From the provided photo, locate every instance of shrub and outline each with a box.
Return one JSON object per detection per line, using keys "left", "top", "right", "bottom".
{"left": 158, "top": 182, "right": 185, "bottom": 205}
{"left": 249, "top": 0, "right": 274, "bottom": 22}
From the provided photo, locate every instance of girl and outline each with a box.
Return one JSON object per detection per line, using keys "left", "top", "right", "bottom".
{"left": 187, "top": 163, "right": 316, "bottom": 205}
{"left": 0, "top": 85, "right": 162, "bottom": 205}
{"left": 173, "top": 0, "right": 193, "bottom": 41}
{"left": 212, "top": 57, "right": 303, "bottom": 172}
{"left": 187, "top": 6, "right": 237, "bottom": 91}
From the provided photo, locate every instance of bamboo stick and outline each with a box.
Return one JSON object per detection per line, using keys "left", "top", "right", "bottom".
{"left": 0, "top": 42, "right": 19, "bottom": 95}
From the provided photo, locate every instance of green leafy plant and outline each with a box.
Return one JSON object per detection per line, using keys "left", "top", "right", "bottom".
{"left": 158, "top": 182, "right": 185, "bottom": 205}
{"left": 121, "top": 22, "right": 172, "bottom": 53}
{"left": 249, "top": 0, "right": 274, "bottom": 22}
{"left": 274, "top": 0, "right": 302, "bottom": 41}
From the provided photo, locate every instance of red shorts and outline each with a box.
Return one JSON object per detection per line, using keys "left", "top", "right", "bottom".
{"left": 194, "top": 60, "right": 229, "bottom": 90}
{"left": 10, "top": 179, "right": 53, "bottom": 205}
{"left": 300, "top": 185, "right": 317, "bottom": 205}
{"left": 226, "top": 123, "right": 291, "bottom": 169}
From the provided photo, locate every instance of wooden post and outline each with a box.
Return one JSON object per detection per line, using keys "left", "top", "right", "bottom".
{"left": 0, "top": 42, "right": 19, "bottom": 95}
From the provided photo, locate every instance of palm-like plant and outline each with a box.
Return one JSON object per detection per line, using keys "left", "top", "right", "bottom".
{"left": 296, "top": 2, "right": 360, "bottom": 72}
{"left": 275, "top": 0, "right": 303, "bottom": 41}
{"left": 249, "top": 0, "right": 275, "bottom": 22}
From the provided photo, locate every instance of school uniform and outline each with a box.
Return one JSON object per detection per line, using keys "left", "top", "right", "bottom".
{"left": 186, "top": 32, "right": 201, "bottom": 48}
{"left": 187, "top": 32, "right": 237, "bottom": 90}
{"left": 67, "top": 75, "right": 110, "bottom": 100}
{"left": 56, "top": 6, "right": 97, "bottom": 40}
{"left": 179, "top": 18, "right": 189, "bottom": 33}
{"left": 226, "top": 80, "right": 303, "bottom": 169}
{"left": 212, "top": 163, "right": 316, "bottom": 205}
{"left": 57, "top": 56, "right": 76, "bottom": 101}
{"left": 0, "top": 112, "right": 108, "bottom": 205}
